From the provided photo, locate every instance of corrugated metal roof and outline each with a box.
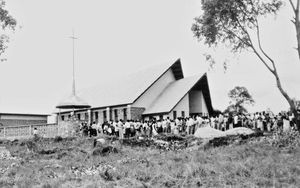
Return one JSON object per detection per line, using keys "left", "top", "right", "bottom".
{"left": 76, "top": 59, "right": 180, "bottom": 109}
{"left": 143, "top": 74, "right": 205, "bottom": 115}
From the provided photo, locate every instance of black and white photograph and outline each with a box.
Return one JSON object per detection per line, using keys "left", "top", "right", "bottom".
{"left": 0, "top": 0, "right": 300, "bottom": 187}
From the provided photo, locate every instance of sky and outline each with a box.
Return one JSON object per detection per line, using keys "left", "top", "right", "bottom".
{"left": 0, "top": 0, "right": 299, "bottom": 114}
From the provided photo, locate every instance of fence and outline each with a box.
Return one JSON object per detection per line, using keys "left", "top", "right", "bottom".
{"left": 0, "top": 122, "right": 76, "bottom": 140}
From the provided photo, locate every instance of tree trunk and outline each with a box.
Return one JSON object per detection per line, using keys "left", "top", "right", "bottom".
{"left": 274, "top": 71, "right": 300, "bottom": 131}
{"left": 295, "top": 12, "right": 300, "bottom": 61}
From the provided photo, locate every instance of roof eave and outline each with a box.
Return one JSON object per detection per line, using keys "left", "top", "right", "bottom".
{"left": 168, "top": 73, "right": 214, "bottom": 115}
{"left": 132, "top": 58, "right": 183, "bottom": 104}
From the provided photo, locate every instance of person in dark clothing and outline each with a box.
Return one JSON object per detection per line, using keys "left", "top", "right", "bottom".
{"left": 82, "top": 122, "right": 89, "bottom": 137}
{"left": 227, "top": 114, "right": 233, "bottom": 130}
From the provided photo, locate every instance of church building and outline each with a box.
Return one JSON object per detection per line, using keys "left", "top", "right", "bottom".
{"left": 57, "top": 59, "right": 214, "bottom": 123}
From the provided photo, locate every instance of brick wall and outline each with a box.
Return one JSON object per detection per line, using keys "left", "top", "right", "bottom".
{"left": 130, "top": 107, "right": 145, "bottom": 120}
{"left": 0, "top": 119, "right": 47, "bottom": 127}
{"left": 90, "top": 107, "right": 128, "bottom": 123}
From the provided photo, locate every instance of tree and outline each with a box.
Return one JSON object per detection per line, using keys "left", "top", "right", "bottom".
{"left": 0, "top": 0, "right": 17, "bottom": 60}
{"left": 191, "top": 0, "right": 300, "bottom": 130}
{"left": 225, "top": 86, "right": 254, "bottom": 114}
{"left": 292, "top": 98, "right": 300, "bottom": 110}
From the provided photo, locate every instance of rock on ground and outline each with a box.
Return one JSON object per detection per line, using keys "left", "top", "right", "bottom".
{"left": 225, "top": 127, "right": 255, "bottom": 136}
{"left": 194, "top": 126, "right": 226, "bottom": 139}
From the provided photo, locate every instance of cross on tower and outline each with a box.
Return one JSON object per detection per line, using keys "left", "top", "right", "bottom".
{"left": 70, "top": 30, "right": 78, "bottom": 96}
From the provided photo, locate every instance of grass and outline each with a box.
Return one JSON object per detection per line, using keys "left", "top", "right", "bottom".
{"left": 0, "top": 134, "right": 300, "bottom": 188}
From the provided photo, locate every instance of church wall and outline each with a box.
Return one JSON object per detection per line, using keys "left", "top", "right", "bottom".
{"left": 189, "top": 90, "right": 208, "bottom": 116}
{"left": 92, "top": 106, "right": 127, "bottom": 123}
{"left": 130, "top": 107, "right": 145, "bottom": 121}
{"left": 169, "top": 94, "right": 189, "bottom": 119}
{"left": 57, "top": 105, "right": 147, "bottom": 124}
{"left": 132, "top": 69, "right": 176, "bottom": 109}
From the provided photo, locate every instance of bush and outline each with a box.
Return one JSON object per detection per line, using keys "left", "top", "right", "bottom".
{"left": 54, "top": 136, "right": 63, "bottom": 142}
{"left": 270, "top": 130, "right": 300, "bottom": 148}
{"left": 92, "top": 145, "right": 118, "bottom": 156}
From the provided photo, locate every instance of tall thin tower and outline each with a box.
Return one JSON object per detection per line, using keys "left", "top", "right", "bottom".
{"left": 56, "top": 30, "right": 90, "bottom": 111}
{"left": 70, "top": 29, "right": 77, "bottom": 96}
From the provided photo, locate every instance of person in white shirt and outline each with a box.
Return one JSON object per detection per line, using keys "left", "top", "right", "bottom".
{"left": 257, "top": 114, "right": 263, "bottom": 131}
{"left": 195, "top": 115, "right": 203, "bottom": 130}
{"left": 33, "top": 127, "right": 39, "bottom": 138}
{"left": 283, "top": 115, "right": 291, "bottom": 132}
{"left": 162, "top": 119, "right": 167, "bottom": 133}
{"left": 152, "top": 121, "right": 158, "bottom": 136}
{"left": 210, "top": 116, "right": 215, "bottom": 129}
{"left": 233, "top": 114, "right": 238, "bottom": 128}
{"left": 166, "top": 117, "right": 171, "bottom": 133}
{"left": 186, "top": 117, "right": 194, "bottom": 134}
{"left": 124, "top": 121, "right": 131, "bottom": 138}
{"left": 96, "top": 122, "right": 102, "bottom": 135}
{"left": 172, "top": 121, "right": 179, "bottom": 135}
{"left": 117, "top": 120, "right": 124, "bottom": 139}
{"left": 218, "top": 114, "right": 224, "bottom": 130}
{"left": 142, "top": 121, "right": 147, "bottom": 135}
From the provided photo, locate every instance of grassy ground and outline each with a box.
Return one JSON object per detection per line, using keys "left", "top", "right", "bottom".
{"left": 0, "top": 134, "right": 300, "bottom": 188}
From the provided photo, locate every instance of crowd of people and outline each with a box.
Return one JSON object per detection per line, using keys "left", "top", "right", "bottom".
{"left": 79, "top": 110, "right": 298, "bottom": 139}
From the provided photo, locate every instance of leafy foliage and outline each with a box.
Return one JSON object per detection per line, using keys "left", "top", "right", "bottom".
{"left": 192, "top": 0, "right": 282, "bottom": 52}
{"left": 270, "top": 129, "right": 300, "bottom": 148}
{"left": 192, "top": 0, "right": 300, "bottom": 131}
{"left": 228, "top": 86, "right": 255, "bottom": 105}
{"left": 0, "top": 0, "right": 17, "bottom": 59}
{"left": 225, "top": 86, "right": 254, "bottom": 113}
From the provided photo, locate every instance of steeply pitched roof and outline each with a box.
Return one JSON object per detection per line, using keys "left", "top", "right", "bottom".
{"left": 76, "top": 59, "right": 183, "bottom": 109}
{"left": 56, "top": 94, "right": 91, "bottom": 109}
{"left": 143, "top": 73, "right": 213, "bottom": 115}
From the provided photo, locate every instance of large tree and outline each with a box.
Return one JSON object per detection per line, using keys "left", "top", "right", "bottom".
{"left": 192, "top": 0, "right": 300, "bottom": 130}
{"left": 225, "top": 86, "right": 255, "bottom": 114}
{"left": 0, "top": 0, "right": 16, "bottom": 59}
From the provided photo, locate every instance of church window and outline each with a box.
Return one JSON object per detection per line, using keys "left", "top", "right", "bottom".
{"left": 173, "top": 111, "right": 177, "bottom": 120}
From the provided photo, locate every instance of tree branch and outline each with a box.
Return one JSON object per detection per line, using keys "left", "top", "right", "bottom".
{"left": 289, "top": 0, "right": 300, "bottom": 60}
{"left": 289, "top": 0, "right": 296, "bottom": 12}
{"left": 251, "top": 47, "right": 275, "bottom": 74}
{"left": 255, "top": 19, "right": 276, "bottom": 68}
{"left": 219, "top": 19, "right": 252, "bottom": 46}
{"left": 234, "top": 16, "right": 275, "bottom": 74}
{"left": 235, "top": 18, "right": 254, "bottom": 46}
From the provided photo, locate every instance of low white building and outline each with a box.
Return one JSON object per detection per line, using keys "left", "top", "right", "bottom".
{"left": 0, "top": 112, "right": 49, "bottom": 126}
{"left": 56, "top": 59, "right": 214, "bottom": 123}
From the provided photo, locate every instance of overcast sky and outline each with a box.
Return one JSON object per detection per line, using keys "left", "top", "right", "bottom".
{"left": 0, "top": 0, "right": 299, "bottom": 114}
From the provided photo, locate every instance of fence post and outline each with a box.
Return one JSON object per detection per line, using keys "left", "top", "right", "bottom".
{"left": 3, "top": 127, "right": 6, "bottom": 138}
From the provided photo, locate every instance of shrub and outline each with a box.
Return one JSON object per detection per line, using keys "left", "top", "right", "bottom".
{"left": 53, "top": 136, "right": 63, "bottom": 142}
{"left": 270, "top": 130, "right": 300, "bottom": 148}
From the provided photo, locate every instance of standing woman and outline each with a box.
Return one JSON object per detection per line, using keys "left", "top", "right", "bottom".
{"left": 118, "top": 119, "right": 124, "bottom": 139}
{"left": 283, "top": 114, "right": 291, "bottom": 132}
{"left": 152, "top": 121, "right": 158, "bottom": 136}
{"left": 257, "top": 114, "right": 263, "bottom": 131}
{"left": 146, "top": 121, "right": 151, "bottom": 137}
